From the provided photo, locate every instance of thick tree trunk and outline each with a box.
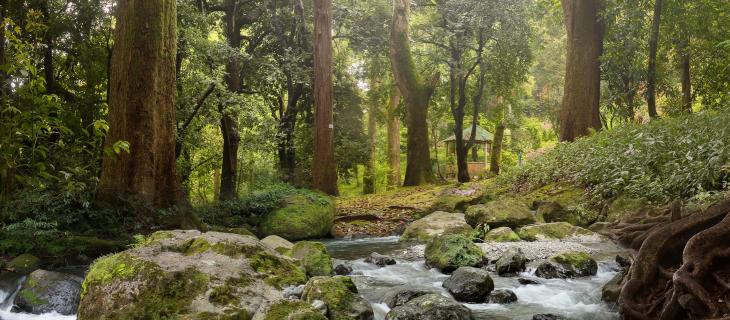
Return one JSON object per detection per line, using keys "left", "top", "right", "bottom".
{"left": 312, "top": 0, "right": 338, "bottom": 195}
{"left": 386, "top": 87, "right": 402, "bottom": 189}
{"left": 490, "top": 123, "right": 505, "bottom": 175}
{"left": 97, "top": 0, "right": 192, "bottom": 226}
{"left": 559, "top": 0, "right": 604, "bottom": 142}
{"left": 390, "top": 0, "right": 435, "bottom": 186}
{"left": 680, "top": 38, "right": 692, "bottom": 113}
{"left": 646, "top": 0, "right": 663, "bottom": 118}
{"left": 278, "top": 86, "right": 303, "bottom": 183}
{"left": 363, "top": 76, "right": 378, "bottom": 194}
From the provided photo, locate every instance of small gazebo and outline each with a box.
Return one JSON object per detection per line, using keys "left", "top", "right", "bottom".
{"left": 441, "top": 125, "right": 493, "bottom": 178}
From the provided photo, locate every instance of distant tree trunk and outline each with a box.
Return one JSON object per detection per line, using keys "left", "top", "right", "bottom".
{"left": 312, "top": 0, "right": 338, "bottom": 195}
{"left": 471, "top": 147, "right": 478, "bottom": 162}
{"left": 363, "top": 76, "right": 378, "bottom": 194}
{"left": 218, "top": 0, "right": 244, "bottom": 201}
{"left": 646, "top": 0, "right": 663, "bottom": 118}
{"left": 386, "top": 87, "right": 402, "bottom": 189}
{"left": 559, "top": 0, "right": 604, "bottom": 142}
{"left": 680, "top": 38, "right": 692, "bottom": 113}
{"left": 278, "top": 86, "right": 303, "bottom": 182}
{"left": 490, "top": 123, "right": 505, "bottom": 175}
{"left": 97, "top": 0, "right": 193, "bottom": 226}
{"left": 0, "top": 0, "right": 11, "bottom": 199}
{"left": 390, "top": 0, "right": 435, "bottom": 186}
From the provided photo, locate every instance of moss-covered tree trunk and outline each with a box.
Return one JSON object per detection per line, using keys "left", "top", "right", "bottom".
{"left": 390, "top": 0, "right": 435, "bottom": 186}
{"left": 312, "top": 0, "right": 338, "bottom": 195}
{"left": 97, "top": 0, "right": 189, "bottom": 220}
{"left": 646, "top": 0, "right": 663, "bottom": 118}
{"left": 490, "top": 123, "right": 505, "bottom": 175}
{"left": 559, "top": 0, "right": 604, "bottom": 141}
{"left": 386, "top": 87, "right": 402, "bottom": 189}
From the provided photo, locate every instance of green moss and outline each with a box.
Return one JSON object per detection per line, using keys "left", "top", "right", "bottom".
{"left": 259, "top": 194, "right": 335, "bottom": 241}
{"left": 182, "top": 238, "right": 212, "bottom": 255}
{"left": 265, "top": 300, "right": 326, "bottom": 320}
{"left": 484, "top": 227, "right": 521, "bottom": 242}
{"left": 517, "top": 222, "right": 574, "bottom": 241}
{"left": 464, "top": 198, "right": 535, "bottom": 229}
{"left": 132, "top": 231, "right": 174, "bottom": 248}
{"left": 8, "top": 253, "right": 39, "bottom": 274}
{"left": 290, "top": 241, "right": 333, "bottom": 277}
{"left": 80, "top": 253, "right": 156, "bottom": 298}
{"left": 208, "top": 276, "right": 252, "bottom": 306}
{"left": 208, "top": 226, "right": 257, "bottom": 238}
{"left": 302, "top": 276, "right": 360, "bottom": 319}
{"left": 195, "top": 309, "right": 251, "bottom": 320}
{"left": 552, "top": 251, "right": 590, "bottom": 267}
{"left": 424, "top": 234, "right": 485, "bottom": 272}
{"left": 249, "top": 251, "right": 306, "bottom": 289}
{"left": 19, "top": 287, "right": 48, "bottom": 306}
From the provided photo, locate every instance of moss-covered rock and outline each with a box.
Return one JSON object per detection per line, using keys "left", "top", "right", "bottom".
{"left": 516, "top": 222, "right": 603, "bottom": 242}
{"left": 536, "top": 202, "right": 580, "bottom": 225}
{"left": 302, "top": 276, "right": 373, "bottom": 320}
{"left": 289, "top": 241, "right": 333, "bottom": 277}
{"left": 386, "top": 293, "right": 472, "bottom": 320}
{"left": 78, "top": 230, "right": 306, "bottom": 320}
{"left": 261, "top": 235, "right": 295, "bottom": 255}
{"left": 14, "top": 269, "right": 83, "bottom": 315}
{"left": 424, "top": 234, "right": 485, "bottom": 273}
{"left": 8, "top": 253, "right": 40, "bottom": 275}
{"left": 535, "top": 251, "right": 598, "bottom": 279}
{"left": 263, "top": 300, "right": 327, "bottom": 320}
{"left": 209, "top": 226, "right": 258, "bottom": 238}
{"left": 464, "top": 198, "right": 535, "bottom": 229}
{"left": 400, "top": 211, "right": 473, "bottom": 242}
{"left": 484, "top": 227, "right": 521, "bottom": 242}
{"left": 259, "top": 194, "right": 335, "bottom": 241}
{"left": 524, "top": 183, "right": 584, "bottom": 209}
{"left": 607, "top": 196, "right": 650, "bottom": 222}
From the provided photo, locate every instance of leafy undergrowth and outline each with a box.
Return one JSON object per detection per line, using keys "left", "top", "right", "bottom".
{"left": 334, "top": 182, "right": 491, "bottom": 237}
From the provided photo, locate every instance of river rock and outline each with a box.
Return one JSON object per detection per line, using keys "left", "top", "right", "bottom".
{"left": 381, "top": 286, "right": 438, "bottom": 308}
{"left": 290, "top": 241, "right": 333, "bottom": 277}
{"left": 261, "top": 299, "right": 327, "bottom": 320}
{"left": 518, "top": 278, "right": 540, "bottom": 285}
{"left": 365, "top": 252, "right": 396, "bottom": 267}
{"left": 601, "top": 271, "right": 625, "bottom": 303}
{"left": 488, "top": 289, "right": 517, "bottom": 304}
{"left": 13, "top": 269, "right": 82, "bottom": 315}
{"left": 517, "top": 222, "right": 603, "bottom": 242}
{"left": 283, "top": 285, "right": 305, "bottom": 299}
{"left": 425, "top": 234, "right": 485, "bottom": 273}
{"left": 261, "top": 235, "right": 294, "bottom": 254}
{"left": 616, "top": 254, "right": 631, "bottom": 268}
{"left": 532, "top": 314, "right": 565, "bottom": 320}
{"left": 495, "top": 247, "right": 527, "bottom": 276}
{"left": 400, "top": 211, "right": 473, "bottom": 242}
{"left": 334, "top": 263, "right": 353, "bottom": 275}
{"left": 259, "top": 194, "right": 335, "bottom": 241}
{"left": 484, "top": 227, "right": 521, "bottom": 242}
{"left": 442, "top": 267, "right": 494, "bottom": 303}
{"left": 536, "top": 202, "right": 579, "bottom": 225}
{"left": 465, "top": 198, "right": 535, "bottom": 229}
{"left": 7, "top": 254, "right": 40, "bottom": 275}
{"left": 386, "top": 293, "right": 473, "bottom": 320}
{"left": 302, "top": 276, "right": 374, "bottom": 320}
{"left": 535, "top": 251, "right": 598, "bottom": 279}
{"left": 77, "top": 230, "right": 307, "bottom": 320}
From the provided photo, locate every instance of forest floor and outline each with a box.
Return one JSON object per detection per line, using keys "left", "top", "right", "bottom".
{"left": 333, "top": 182, "right": 489, "bottom": 237}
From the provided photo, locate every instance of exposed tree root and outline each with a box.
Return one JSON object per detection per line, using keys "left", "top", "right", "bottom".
{"left": 615, "top": 199, "right": 730, "bottom": 320}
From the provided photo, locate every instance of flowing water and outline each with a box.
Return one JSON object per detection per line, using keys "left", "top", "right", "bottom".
{"left": 324, "top": 236, "right": 622, "bottom": 320}
{"left": 0, "top": 236, "right": 621, "bottom": 320}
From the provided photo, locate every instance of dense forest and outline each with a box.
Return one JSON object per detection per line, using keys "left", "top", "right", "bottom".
{"left": 0, "top": 0, "right": 729, "bottom": 319}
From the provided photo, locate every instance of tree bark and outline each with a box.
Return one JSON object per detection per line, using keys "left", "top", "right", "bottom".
{"left": 363, "top": 75, "right": 378, "bottom": 194}
{"left": 490, "top": 123, "right": 505, "bottom": 175}
{"left": 386, "top": 87, "right": 402, "bottom": 189}
{"left": 390, "top": 0, "right": 435, "bottom": 186}
{"left": 680, "top": 38, "right": 692, "bottom": 113}
{"left": 646, "top": 0, "right": 663, "bottom": 118}
{"left": 559, "top": 0, "right": 604, "bottom": 142}
{"left": 0, "top": 0, "right": 11, "bottom": 199}
{"left": 312, "top": 0, "right": 338, "bottom": 195}
{"left": 97, "top": 0, "right": 193, "bottom": 226}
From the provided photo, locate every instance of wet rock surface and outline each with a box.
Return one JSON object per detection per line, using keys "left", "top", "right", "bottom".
{"left": 442, "top": 267, "right": 494, "bottom": 303}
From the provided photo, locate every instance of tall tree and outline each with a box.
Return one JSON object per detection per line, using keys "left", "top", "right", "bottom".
{"left": 559, "top": 0, "right": 604, "bottom": 141}
{"left": 390, "top": 0, "right": 436, "bottom": 186}
{"left": 312, "top": 0, "right": 338, "bottom": 195}
{"left": 386, "top": 86, "right": 402, "bottom": 189}
{"left": 97, "top": 0, "right": 190, "bottom": 225}
{"left": 363, "top": 70, "right": 378, "bottom": 194}
{"left": 646, "top": 0, "right": 663, "bottom": 118}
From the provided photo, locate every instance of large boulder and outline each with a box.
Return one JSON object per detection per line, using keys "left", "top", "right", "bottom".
{"left": 535, "top": 251, "right": 598, "bottom": 279}
{"left": 400, "top": 211, "right": 473, "bottom": 242}
{"left": 381, "top": 286, "right": 438, "bottom": 308}
{"left": 301, "top": 276, "right": 374, "bottom": 320}
{"left": 259, "top": 194, "right": 335, "bottom": 241}
{"left": 517, "top": 222, "right": 603, "bottom": 242}
{"left": 261, "top": 299, "right": 328, "bottom": 320}
{"left": 77, "top": 230, "right": 307, "bottom": 320}
{"left": 290, "top": 241, "right": 334, "bottom": 277}
{"left": 602, "top": 271, "right": 626, "bottom": 303}
{"left": 13, "top": 269, "right": 82, "bottom": 315}
{"left": 484, "top": 227, "right": 521, "bottom": 242}
{"left": 365, "top": 252, "right": 396, "bottom": 267}
{"left": 386, "top": 294, "right": 473, "bottom": 320}
{"left": 7, "top": 254, "right": 40, "bottom": 275}
{"left": 442, "top": 267, "right": 494, "bottom": 303}
{"left": 495, "top": 247, "right": 527, "bottom": 276}
{"left": 465, "top": 199, "right": 535, "bottom": 229}
{"left": 261, "top": 235, "right": 295, "bottom": 255}
{"left": 424, "top": 234, "right": 485, "bottom": 273}
{"left": 488, "top": 289, "right": 517, "bottom": 304}
{"left": 536, "top": 202, "right": 579, "bottom": 225}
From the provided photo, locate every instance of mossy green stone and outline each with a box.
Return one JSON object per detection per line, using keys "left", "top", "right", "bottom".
{"left": 424, "top": 234, "right": 485, "bottom": 272}
{"left": 249, "top": 251, "right": 307, "bottom": 289}
{"left": 8, "top": 253, "right": 40, "bottom": 274}
{"left": 484, "top": 227, "right": 521, "bottom": 242}
{"left": 265, "top": 300, "right": 327, "bottom": 320}
{"left": 551, "top": 251, "right": 598, "bottom": 276}
{"left": 517, "top": 222, "right": 574, "bottom": 241}
{"left": 302, "top": 276, "right": 371, "bottom": 320}
{"left": 464, "top": 198, "right": 535, "bottom": 229}
{"left": 290, "top": 241, "right": 333, "bottom": 277}
{"left": 259, "top": 194, "right": 335, "bottom": 241}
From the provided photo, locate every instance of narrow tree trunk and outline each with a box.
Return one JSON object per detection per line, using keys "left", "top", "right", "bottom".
{"left": 363, "top": 76, "right": 378, "bottom": 194}
{"left": 97, "top": 0, "right": 192, "bottom": 226}
{"left": 390, "top": 0, "right": 435, "bottom": 186}
{"left": 0, "top": 0, "right": 11, "bottom": 199}
{"left": 278, "top": 86, "right": 302, "bottom": 182}
{"left": 490, "top": 123, "right": 505, "bottom": 175}
{"left": 386, "top": 87, "right": 402, "bottom": 189}
{"left": 559, "top": 0, "right": 604, "bottom": 141}
{"left": 680, "top": 38, "right": 692, "bottom": 113}
{"left": 646, "top": 0, "right": 663, "bottom": 118}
